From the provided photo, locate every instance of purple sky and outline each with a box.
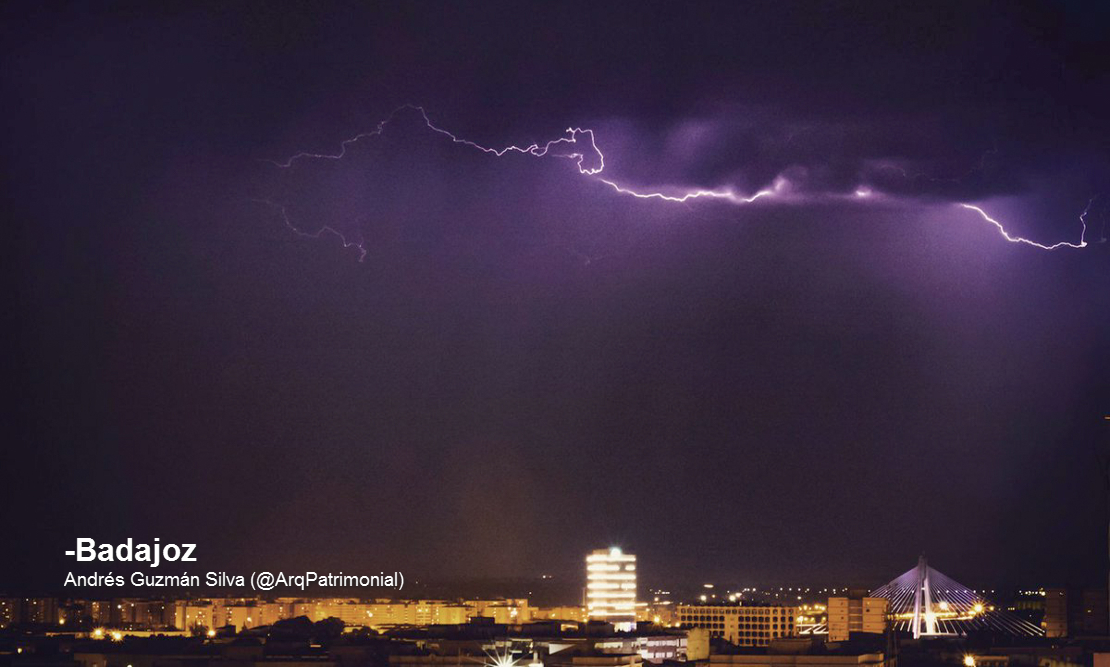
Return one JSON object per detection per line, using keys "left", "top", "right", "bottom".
{"left": 4, "top": 1, "right": 1109, "bottom": 595}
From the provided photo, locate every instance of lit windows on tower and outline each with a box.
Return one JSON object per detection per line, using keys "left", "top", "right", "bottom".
{"left": 586, "top": 547, "right": 637, "bottom": 631}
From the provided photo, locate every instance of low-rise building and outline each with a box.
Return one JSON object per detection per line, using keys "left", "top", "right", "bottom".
{"left": 677, "top": 604, "right": 798, "bottom": 647}
{"left": 827, "top": 594, "right": 887, "bottom": 641}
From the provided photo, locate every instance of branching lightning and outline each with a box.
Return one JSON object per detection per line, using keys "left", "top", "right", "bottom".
{"left": 251, "top": 198, "right": 370, "bottom": 261}
{"left": 958, "top": 199, "right": 1093, "bottom": 251}
{"left": 267, "top": 104, "right": 1097, "bottom": 258}
{"left": 272, "top": 104, "right": 604, "bottom": 175}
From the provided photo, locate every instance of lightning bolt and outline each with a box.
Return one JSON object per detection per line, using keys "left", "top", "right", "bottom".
{"left": 597, "top": 179, "right": 776, "bottom": 204}
{"left": 272, "top": 103, "right": 604, "bottom": 175}
{"left": 250, "top": 198, "right": 369, "bottom": 261}
{"left": 957, "top": 199, "right": 1092, "bottom": 251}
{"left": 267, "top": 104, "right": 1096, "bottom": 257}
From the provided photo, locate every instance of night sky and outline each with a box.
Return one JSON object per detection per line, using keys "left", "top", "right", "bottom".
{"left": 4, "top": 1, "right": 1109, "bottom": 595}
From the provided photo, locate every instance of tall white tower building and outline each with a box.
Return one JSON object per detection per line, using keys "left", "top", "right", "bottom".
{"left": 586, "top": 547, "right": 637, "bottom": 631}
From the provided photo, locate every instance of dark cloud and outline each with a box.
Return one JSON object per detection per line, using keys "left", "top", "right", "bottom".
{"left": 264, "top": 101, "right": 1107, "bottom": 256}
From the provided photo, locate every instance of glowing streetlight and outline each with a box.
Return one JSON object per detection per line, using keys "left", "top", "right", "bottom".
{"left": 484, "top": 649, "right": 518, "bottom": 667}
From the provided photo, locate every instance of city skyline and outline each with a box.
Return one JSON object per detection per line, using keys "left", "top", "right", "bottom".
{"left": 2, "top": 547, "right": 1106, "bottom": 667}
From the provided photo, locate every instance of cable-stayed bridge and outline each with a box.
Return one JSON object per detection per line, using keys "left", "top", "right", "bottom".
{"left": 870, "top": 556, "right": 1044, "bottom": 638}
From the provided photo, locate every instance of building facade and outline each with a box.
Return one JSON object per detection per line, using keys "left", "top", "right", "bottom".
{"left": 1044, "top": 587, "right": 1110, "bottom": 638}
{"left": 0, "top": 597, "right": 59, "bottom": 626}
{"left": 586, "top": 548, "right": 637, "bottom": 631}
{"left": 534, "top": 605, "right": 587, "bottom": 622}
{"left": 676, "top": 603, "right": 798, "bottom": 647}
{"left": 827, "top": 596, "right": 888, "bottom": 641}
{"left": 709, "top": 650, "right": 892, "bottom": 667}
